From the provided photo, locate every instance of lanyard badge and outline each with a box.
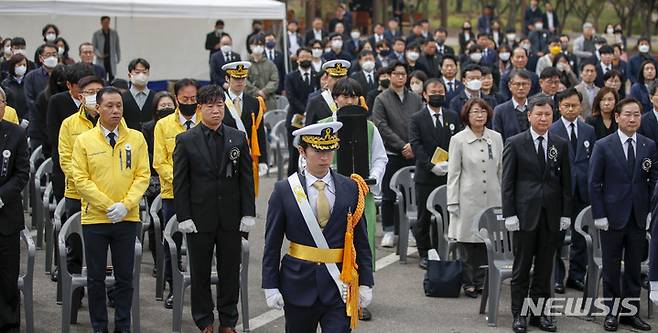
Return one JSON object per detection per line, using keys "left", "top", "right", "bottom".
{"left": 1, "top": 150, "right": 10, "bottom": 177}
{"left": 125, "top": 144, "right": 132, "bottom": 169}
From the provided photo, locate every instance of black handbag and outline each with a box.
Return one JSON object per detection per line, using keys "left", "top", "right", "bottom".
{"left": 423, "top": 259, "right": 463, "bottom": 298}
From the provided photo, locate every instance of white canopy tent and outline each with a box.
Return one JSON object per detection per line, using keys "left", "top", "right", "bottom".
{"left": 0, "top": 0, "right": 287, "bottom": 81}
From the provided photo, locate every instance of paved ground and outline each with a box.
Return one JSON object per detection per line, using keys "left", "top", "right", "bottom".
{"left": 20, "top": 174, "right": 658, "bottom": 332}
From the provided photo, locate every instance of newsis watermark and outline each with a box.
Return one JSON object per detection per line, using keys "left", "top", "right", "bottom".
{"left": 521, "top": 297, "right": 640, "bottom": 317}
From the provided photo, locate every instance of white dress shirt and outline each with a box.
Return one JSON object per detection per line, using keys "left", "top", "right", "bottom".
{"left": 101, "top": 125, "right": 120, "bottom": 145}
{"left": 304, "top": 169, "right": 336, "bottom": 217}
{"left": 427, "top": 105, "right": 444, "bottom": 127}
{"left": 618, "top": 130, "right": 637, "bottom": 158}
{"left": 512, "top": 97, "right": 528, "bottom": 112}
{"left": 369, "top": 125, "right": 388, "bottom": 193}
{"left": 530, "top": 127, "right": 548, "bottom": 160}
{"left": 178, "top": 113, "right": 197, "bottom": 127}
{"left": 561, "top": 116, "right": 578, "bottom": 138}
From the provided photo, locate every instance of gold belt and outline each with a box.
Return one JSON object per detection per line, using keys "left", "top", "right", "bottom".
{"left": 288, "top": 242, "right": 344, "bottom": 263}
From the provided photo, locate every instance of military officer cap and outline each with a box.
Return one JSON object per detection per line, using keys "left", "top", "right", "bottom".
{"left": 322, "top": 59, "right": 350, "bottom": 78}
{"left": 292, "top": 121, "right": 343, "bottom": 150}
{"left": 222, "top": 61, "right": 251, "bottom": 79}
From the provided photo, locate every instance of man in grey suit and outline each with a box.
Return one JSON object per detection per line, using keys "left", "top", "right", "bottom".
{"left": 574, "top": 61, "right": 600, "bottom": 119}
{"left": 92, "top": 16, "right": 121, "bottom": 82}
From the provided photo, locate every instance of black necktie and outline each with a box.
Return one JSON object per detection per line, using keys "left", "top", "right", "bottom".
{"left": 627, "top": 138, "right": 635, "bottom": 173}
{"left": 434, "top": 113, "right": 442, "bottom": 129}
{"left": 108, "top": 132, "right": 116, "bottom": 148}
{"left": 537, "top": 136, "right": 545, "bottom": 174}
{"left": 225, "top": 53, "right": 230, "bottom": 62}
{"left": 569, "top": 123, "right": 578, "bottom": 152}
{"left": 447, "top": 81, "right": 453, "bottom": 93}
{"left": 304, "top": 72, "right": 310, "bottom": 86}
{"left": 366, "top": 73, "right": 372, "bottom": 85}
{"left": 185, "top": 120, "right": 193, "bottom": 130}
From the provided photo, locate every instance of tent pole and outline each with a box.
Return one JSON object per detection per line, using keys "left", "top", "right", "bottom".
{"left": 283, "top": 17, "right": 289, "bottom": 74}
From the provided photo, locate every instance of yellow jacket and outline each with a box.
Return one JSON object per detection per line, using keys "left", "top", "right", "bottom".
{"left": 71, "top": 120, "right": 150, "bottom": 224}
{"left": 3, "top": 106, "right": 19, "bottom": 124}
{"left": 59, "top": 107, "right": 96, "bottom": 200}
{"left": 153, "top": 109, "right": 201, "bottom": 199}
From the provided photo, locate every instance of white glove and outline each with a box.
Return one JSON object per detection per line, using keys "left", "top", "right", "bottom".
{"left": 258, "top": 163, "right": 268, "bottom": 176}
{"left": 106, "top": 203, "right": 128, "bottom": 223}
{"left": 560, "top": 217, "right": 571, "bottom": 231}
{"left": 264, "top": 288, "right": 284, "bottom": 310}
{"left": 19, "top": 119, "right": 29, "bottom": 129}
{"left": 505, "top": 216, "right": 520, "bottom": 231}
{"left": 647, "top": 213, "right": 652, "bottom": 231}
{"left": 239, "top": 216, "right": 256, "bottom": 233}
{"left": 340, "top": 282, "right": 348, "bottom": 303}
{"left": 651, "top": 282, "right": 658, "bottom": 305}
{"left": 368, "top": 178, "right": 381, "bottom": 196}
{"left": 430, "top": 161, "right": 449, "bottom": 176}
{"left": 447, "top": 204, "right": 459, "bottom": 218}
{"left": 0, "top": 198, "right": 4, "bottom": 209}
{"left": 594, "top": 218, "right": 609, "bottom": 231}
{"left": 178, "top": 219, "right": 198, "bottom": 233}
{"left": 359, "top": 285, "right": 373, "bottom": 308}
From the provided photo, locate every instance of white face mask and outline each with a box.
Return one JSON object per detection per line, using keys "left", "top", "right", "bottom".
{"left": 58, "top": 47, "right": 65, "bottom": 55}
{"left": 406, "top": 51, "right": 420, "bottom": 61}
{"left": 534, "top": 23, "right": 543, "bottom": 30}
{"left": 14, "top": 65, "right": 27, "bottom": 77}
{"left": 312, "top": 49, "right": 323, "bottom": 58}
{"left": 521, "top": 43, "right": 531, "bottom": 51}
{"left": 361, "top": 60, "right": 375, "bottom": 72}
{"left": 606, "top": 28, "right": 615, "bottom": 34}
{"left": 84, "top": 94, "right": 97, "bottom": 107}
{"left": 220, "top": 45, "right": 232, "bottom": 53}
{"left": 43, "top": 56, "right": 58, "bottom": 68}
{"left": 410, "top": 83, "right": 423, "bottom": 94}
{"left": 3, "top": 47, "right": 11, "bottom": 55}
{"left": 506, "top": 33, "right": 516, "bottom": 42}
{"left": 639, "top": 44, "right": 650, "bottom": 53}
{"left": 350, "top": 31, "right": 360, "bottom": 39}
{"left": 469, "top": 52, "right": 483, "bottom": 63}
{"left": 499, "top": 52, "right": 511, "bottom": 61}
{"left": 45, "top": 33, "right": 56, "bottom": 42}
{"left": 131, "top": 73, "right": 149, "bottom": 86}
{"left": 251, "top": 45, "right": 264, "bottom": 55}
{"left": 331, "top": 40, "right": 343, "bottom": 50}
{"left": 465, "top": 79, "right": 482, "bottom": 91}
{"left": 13, "top": 49, "right": 25, "bottom": 55}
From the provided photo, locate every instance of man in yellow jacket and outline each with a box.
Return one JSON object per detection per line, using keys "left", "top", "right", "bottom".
{"left": 71, "top": 86, "right": 149, "bottom": 333}
{"left": 152, "top": 78, "right": 201, "bottom": 309}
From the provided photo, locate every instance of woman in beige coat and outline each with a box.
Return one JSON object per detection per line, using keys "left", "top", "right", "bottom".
{"left": 447, "top": 98, "right": 503, "bottom": 298}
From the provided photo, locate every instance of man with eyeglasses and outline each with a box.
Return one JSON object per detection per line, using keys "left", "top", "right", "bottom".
{"left": 494, "top": 69, "right": 533, "bottom": 141}
{"left": 548, "top": 88, "right": 596, "bottom": 295}
{"left": 535, "top": 67, "right": 562, "bottom": 121}
{"left": 79, "top": 42, "right": 107, "bottom": 80}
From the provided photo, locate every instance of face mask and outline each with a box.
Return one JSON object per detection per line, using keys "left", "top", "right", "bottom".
{"left": 556, "top": 63, "right": 567, "bottom": 72}
{"left": 639, "top": 44, "right": 650, "bottom": 53}
{"left": 312, "top": 49, "right": 323, "bottom": 58}
{"left": 534, "top": 23, "right": 544, "bottom": 30}
{"left": 465, "top": 79, "right": 482, "bottom": 91}
{"left": 216, "top": 28, "right": 224, "bottom": 35}
{"left": 158, "top": 107, "right": 175, "bottom": 118}
{"left": 361, "top": 60, "right": 375, "bottom": 72}
{"left": 45, "top": 33, "right": 56, "bottom": 42}
{"left": 84, "top": 94, "right": 97, "bottom": 106}
{"left": 428, "top": 94, "right": 445, "bottom": 108}
{"left": 506, "top": 33, "right": 516, "bottom": 41}
{"left": 499, "top": 52, "right": 511, "bottom": 61}
{"left": 58, "top": 47, "right": 65, "bottom": 55}
{"left": 299, "top": 60, "right": 311, "bottom": 69}
{"left": 379, "top": 49, "right": 390, "bottom": 56}
{"left": 14, "top": 65, "right": 27, "bottom": 77}
{"left": 179, "top": 103, "right": 197, "bottom": 117}
{"left": 331, "top": 40, "right": 343, "bottom": 50}
{"left": 463, "top": 27, "right": 471, "bottom": 31}
{"left": 220, "top": 45, "right": 232, "bottom": 53}
{"left": 406, "top": 51, "right": 420, "bottom": 61}
{"left": 43, "top": 56, "right": 58, "bottom": 68}
{"left": 3, "top": 47, "right": 11, "bottom": 55}
{"left": 614, "top": 29, "right": 623, "bottom": 35}
{"left": 324, "top": 47, "right": 331, "bottom": 54}
{"left": 131, "top": 73, "right": 149, "bottom": 86}
{"left": 251, "top": 45, "right": 264, "bottom": 55}
{"left": 265, "top": 41, "right": 276, "bottom": 49}
{"left": 549, "top": 45, "right": 562, "bottom": 55}
{"left": 350, "top": 31, "right": 360, "bottom": 39}
{"left": 410, "top": 83, "right": 423, "bottom": 94}
{"left": 379, "top": 79, "right": 390, "bottom": 89}
{"left": 469, "top": 52, "right": 482, "bottom": 62}
{"left": 606, "top": 28, "right": 615, "bottom": 34}
{"left": 521, "top": 43, "right": 531, "bottom": 51}
{"left": 13, "top": 49, "right": 25, "bottom": 55}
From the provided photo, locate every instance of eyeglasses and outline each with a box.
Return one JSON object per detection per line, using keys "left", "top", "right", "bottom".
{"left": 510, "top": 82, "right": 531, "bottom": 87}
{"left": 469, "top": 109, "right": 487, "bottom": 115}
{"left": 81, "top": 89, "right": 101, "bottom": 95}
{"left": 391, "top": 71, "right": 407, "bottom": 77}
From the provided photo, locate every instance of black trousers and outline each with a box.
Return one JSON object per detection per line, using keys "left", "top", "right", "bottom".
{"left": 64, "top": 198, "right": 83, "bottom": 275}
{"left": 161, "top": 199, "right": 182, "bottom": 284}
{"left": 511, "top": 209, "right": 561, "bottom": 314}
{"left": 601, "top": 215, "right": 646, "bottom": 312}
{"left": 284, "top": 300, "right": 350, "bottom": 333}
{"left": 0, "top": 232, "right": 20, "bottom": 332}
{"left": 412, "top": 182, "right": 440, "bottom": 257}
{"left": 187, "top": 228, "right": 242, "bottom": 329}
{"left": 381, "top": 154, "right": 414, "bottom": 233}
{"left": 458, "top": 242, "right": 487, "bottom": 290}
{"left": 554, "top": 198, "right": 588, "bottom": 284}
{"left": 287, "top": 130, "right": 300, "bottom": 176}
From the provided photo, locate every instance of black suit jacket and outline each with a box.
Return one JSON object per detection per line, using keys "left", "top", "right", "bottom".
{"left": 205, "top": 30, "right": 229, "bottom": 59}
{"left": 639, "top": 109, "right": 658, "bottom": 144}
{"left": 409, "top": 107, "right": 461, "bottom": 185}
{"left": 210, "top": 51, "right": 242, "bottom": 87}
{"left": 304, "top": 92, "right": 333, "bottom": 126}
{"left": 121, "top": 89, "right": 155, "bottom": 131}
{"left": 46, "top": 91, "right": 79, "bottom": 200}
{"left": 304, "top": 29, "right": 326, "bottom": 45}
{"left": 173, "top": 124, "right": 255, "bottom": 232}
{"left": 222, "top": 93, "right": 268, "bottom": 163}
{"left": 265, "top": 49, "right": 286, "bottom": 94}
{"left": 0, "top": 121, "right": 29, "bottom": 235}
{"left": 502, "top": 130, "right": 572, "bottom": 231}
{"left": 285, "top": 70, "right": 319, "bottom": 129}
{"left": 350, "top": 71, "right": 378, "bottom": 97}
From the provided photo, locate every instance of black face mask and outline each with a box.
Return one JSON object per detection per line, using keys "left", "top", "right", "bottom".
{"left": 379, "top": 49, "right": 390, "bottom": 56}
{"left": 179, "top": 103, "right": 197, "bottom": 117}
{"left": 379, "top": 79, "right": 390, "bottom": 89}
{"left": 299, "top": 60, "right": 312, "bottom": 69}
{"left": 158, "top": 107, "right": 175, "bottom": 119}
{"left": 428, "top": 94, "right": 445, "bottom": 108}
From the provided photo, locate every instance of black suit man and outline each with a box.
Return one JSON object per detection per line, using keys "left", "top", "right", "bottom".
{"left": 304, "top": 60, "right": 351, "bottom": 126}
{"left": 204, "top": 20, "right": 229, "bottom": 60}
{"left": 0, "top": 118, "right": 29, "bottom": 332}
{"left": 639, "top": 84, "right": 658, "bottom": 144}
{"left": 284, "top": 48, "right": 320, "bottom": 176}
{"left": 263, "top": 34, "right": 286, "bottom": 95}
{"left": 173, "top": 85, "right": 255, "bottom": 333}
{"left": 589, "top": 98, "right": 656, "bottom": 331}
{"left": 409, "top": 79, "right": 459, "bottom": 268}
{"left": 209, "top": 35, "right": 241, "bottom": 89}
{"left": 502, "top": 94, "right": 572, "bottom": 333}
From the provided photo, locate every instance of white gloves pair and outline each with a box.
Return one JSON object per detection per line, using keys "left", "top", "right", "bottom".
{"left": 651, "top": 281, "right": 658, "bottom": 305}
{"left": 106, "top": 203, "right": 128, "bottom": 223}
{"left": 258, "top": 163, "right": 268, "bottom": 177}
{"left": 264, "top": 285, "right": 373, "bottom": 310}
{"left": 595, "top": 213, "right": 652, "bottom": 231}
{"left": 178, "top": 216, "right": 256, "bottom": 234}
{"left": 431, "top": 162, "right": 448, "bottom": 176}
{"left": 504, "top": 216, "right": 570, "bottom": 231}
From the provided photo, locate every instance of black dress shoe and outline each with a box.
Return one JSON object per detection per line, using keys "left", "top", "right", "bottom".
{"left": 619, "top": 315, "right": 651, "bottom": 331}
{"left": 359, "top": 307, "right": 372, "bottom": 321}
{"left": 418, "top": 257, "right": 428, "bottom": 270}
{"left": 529, "top": 315, "right": 557, "bottom": 332}
{"left": 565, "top": 279, "right": 585, "bottom": 291}
{"left": 512, "top": 314, "right": 527, "bottom": 333}
{"left": 164, "top": 291, "right": 174, "bottom": 309}
{"left": 554, "top": 283, "right": 565, "bottom": 294}
{"left": 463, "top": 288, "right": 478, "bottom": 298}
{"left": 603, "top": 314, "right": 618, "bottom": 331}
